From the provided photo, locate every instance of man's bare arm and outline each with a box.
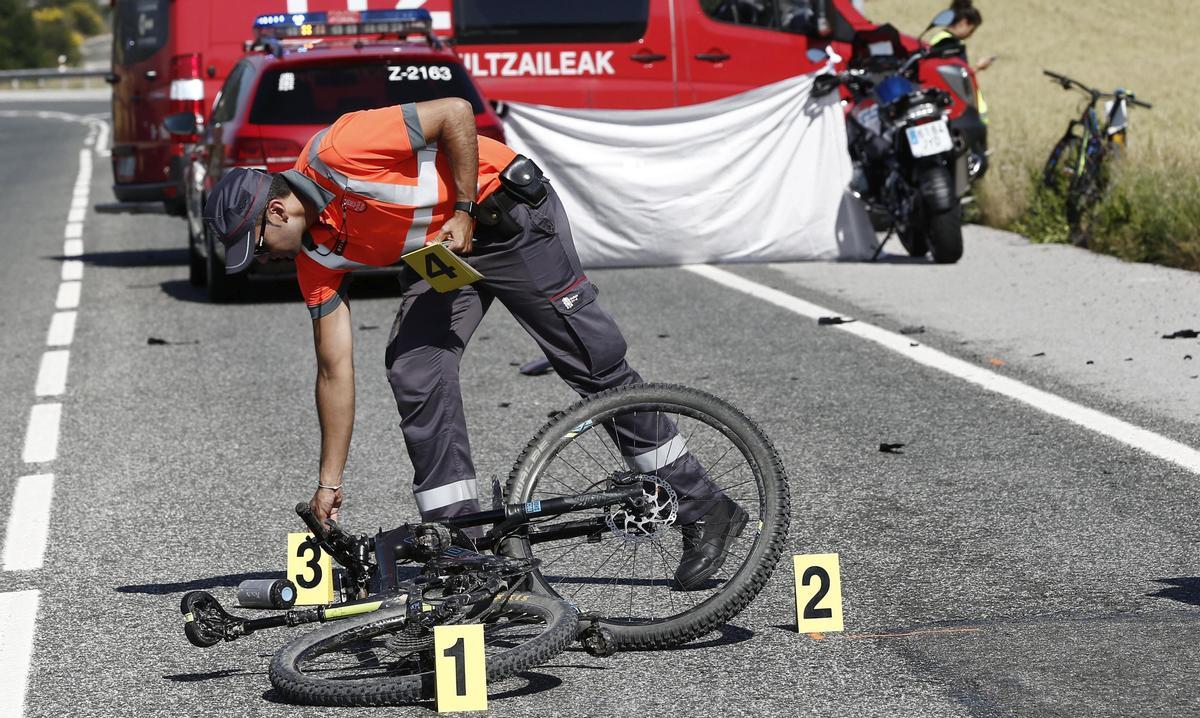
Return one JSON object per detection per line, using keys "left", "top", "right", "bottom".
{"left": 308, "top": 299, "right": 354, "bottom": 524}
{"left": 416, "top": 98, "right": 478, "bottom": 253}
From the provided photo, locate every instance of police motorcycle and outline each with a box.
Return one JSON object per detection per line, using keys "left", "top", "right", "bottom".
{"left": 810, "top": 14, "right": 983, "bottom": 263}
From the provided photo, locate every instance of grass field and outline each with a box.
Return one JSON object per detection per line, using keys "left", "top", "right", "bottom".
{"left": 864, "top": 0, "right": 1200, "bottom": 268}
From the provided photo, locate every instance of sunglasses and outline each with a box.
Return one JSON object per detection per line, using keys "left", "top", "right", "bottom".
{"left": 254, "top": 210, "right": 270, "bottom": 256}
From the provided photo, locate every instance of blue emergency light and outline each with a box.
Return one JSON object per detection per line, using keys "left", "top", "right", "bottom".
{"left": 253, "top": 8, "right": 432, "bottom": 40}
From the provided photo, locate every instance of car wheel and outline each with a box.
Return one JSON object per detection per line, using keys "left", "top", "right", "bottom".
{"left": 204, "top": 226, "right": 246, "bottom": 303}
{"left": 189, "top": 238, "right": 206, "bottom": 287}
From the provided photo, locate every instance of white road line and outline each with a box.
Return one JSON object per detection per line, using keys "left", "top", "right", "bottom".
{"left": 62, "top": 239, "right": 82, "bottom": 257}
{"left": 0, "top": 590, "right": 39, "bottom": 718}
{"left": 54, "top": 282, "right": 80, "bottom": 310}
{"left": 22, "top": 403, "right": 62, "bottom": 464}
{"left": 2, "top": 475, "right": 54, "bottom": 571}
{"left": 64, "top": 223, "right": 82, "bottom": 239}
{"left": 34, "top": 351, "right": 69, "bottom": 397}
{"left": 686, "top": 265, "right": 1200, "bottom": 474}
{"left": 61, "top": 260, "right": 83, "bottom": 281}
{"left": 46, "top": 312, "right": 76, "bottom": 347}
{"left": 66, "top": 208, "right": 85, "bottom": 223}
{"left": 93, "top": 121, "right": 110, "bottom": 157}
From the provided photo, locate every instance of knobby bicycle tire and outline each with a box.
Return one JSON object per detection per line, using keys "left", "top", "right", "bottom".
{"left": 1066, "top": 144, "right": 1106, "bottom": 227}
{"left": 1043, "top": 134, "right": 1082, "bottom": 191}
{"left": 503, "top": 383, "right": 790, "bottom": 650}
{"left": 268, "top": 592, "right": 577, "bottom": 706}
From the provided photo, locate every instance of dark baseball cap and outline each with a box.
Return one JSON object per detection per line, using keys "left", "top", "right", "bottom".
{"left": 202, "top": 167, "right": 271, "bottom": 275}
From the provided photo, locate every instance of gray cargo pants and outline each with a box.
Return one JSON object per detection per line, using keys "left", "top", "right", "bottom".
{"left": 385, "top": 184, "right": 724, "bottom": 525}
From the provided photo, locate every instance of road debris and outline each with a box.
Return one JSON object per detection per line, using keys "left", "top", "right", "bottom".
{"left": 1162, "top": 329, "right": 1199, "bottom": 339}
{"left": 879, "top": 443, "right": 906, "bottom": 454}
{"left": 147, "top": 337, "right": 199, "bottom": 346}
{"left": 818, "top": 316, "right": 854, "bottom": 326}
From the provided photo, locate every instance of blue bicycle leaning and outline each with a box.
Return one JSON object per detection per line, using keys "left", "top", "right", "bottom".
{"left": 1041, "top": 69, "right": 1151, "bottom": 240}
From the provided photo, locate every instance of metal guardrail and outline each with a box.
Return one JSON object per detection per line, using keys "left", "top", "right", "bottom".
{"left": 0, "top": 67, "right": 110, "bottom": 89}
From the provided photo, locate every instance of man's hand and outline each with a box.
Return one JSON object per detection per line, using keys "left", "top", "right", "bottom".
{"left": 976, "top": 55, "right": 996, "bottom": 72}
{"left": 308, "top": 485, "right": 343, "bottom": 526}
{"left": 431, "top": 211, "right": 475, "bottom": 254}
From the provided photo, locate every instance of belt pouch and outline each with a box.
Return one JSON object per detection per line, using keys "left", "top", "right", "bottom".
{"left": 499, "top": 154, "right": 548, "bottom": 207}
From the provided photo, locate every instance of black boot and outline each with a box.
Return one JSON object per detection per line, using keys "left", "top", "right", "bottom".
{"left": 674, "top": 497, "right": 749, "bottom": 590}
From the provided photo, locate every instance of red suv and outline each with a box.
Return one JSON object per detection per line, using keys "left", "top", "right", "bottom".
{"left": 170, "top": 9, "right": 504, "bottom": 301}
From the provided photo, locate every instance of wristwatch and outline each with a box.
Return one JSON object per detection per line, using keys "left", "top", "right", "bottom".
{"left": 454, "top": 200, "right": 477, "bottom": 218}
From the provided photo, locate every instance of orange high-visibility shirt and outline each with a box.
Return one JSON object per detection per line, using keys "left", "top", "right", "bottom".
{"left": 291, "top": 103, "right": 516, "bottom": 318}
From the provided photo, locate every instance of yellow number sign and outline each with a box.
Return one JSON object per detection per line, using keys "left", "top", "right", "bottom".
{"left": 401, "top": 243, "right": 484, "bottom": 293}
{"left": 287, "top": 532, "right": 334, "bottom": 606}
{"left": 433, "top": 624, "right": 487, "bottom": 712}
{"left": 794, "top": 553, "right": 844, "bottom": 634}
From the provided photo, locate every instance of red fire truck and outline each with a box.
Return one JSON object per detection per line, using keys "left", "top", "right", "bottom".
{"left": 111, "top": 1, "right": 941, "bottom": 212}
{"left": 448, "top": 1, "right": 874, "bottom": 108}
{"left": 108, "top": 0, "right": 410, "bottom": 213}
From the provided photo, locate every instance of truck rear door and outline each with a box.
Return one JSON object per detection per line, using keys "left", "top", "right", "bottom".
{"left": 111, "top": 0, "right": 171, "bottom": 190}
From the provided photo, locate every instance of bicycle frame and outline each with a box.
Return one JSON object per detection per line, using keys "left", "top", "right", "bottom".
{"left": 183, "top": 481, "right": 647, "bottom": 648}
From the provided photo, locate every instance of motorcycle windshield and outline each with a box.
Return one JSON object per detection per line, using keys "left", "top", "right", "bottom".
{"left": 875, "top": 75, "right": 914, "bottom": 106}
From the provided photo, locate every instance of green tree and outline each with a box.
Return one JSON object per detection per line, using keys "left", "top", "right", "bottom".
{"left": 32, "top": 7, "right": 82, "bottom": 66}
{"left": 63, "top": 1, "right": 105, "bottom": 36}
{"left": 0, "top": 0, "right": 46, "bottom": 69}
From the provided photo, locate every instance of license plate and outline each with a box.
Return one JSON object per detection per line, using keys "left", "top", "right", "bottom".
{"left": 906, "top": 120, "right": 953, "bottom": 158}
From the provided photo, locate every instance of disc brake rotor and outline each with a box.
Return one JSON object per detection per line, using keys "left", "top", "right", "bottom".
{"left": 604, "top": 476, "right": 678, "bottom": 543}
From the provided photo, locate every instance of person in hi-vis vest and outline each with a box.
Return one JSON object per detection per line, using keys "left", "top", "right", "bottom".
{"left": 929, "top": 0, "right": 991, "bottom": 120}
{"left": 202, "top": 99, "right": 748, "bottom": 590}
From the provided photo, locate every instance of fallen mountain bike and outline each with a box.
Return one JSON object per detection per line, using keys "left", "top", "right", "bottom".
{"left": 180, "top": 383, "right": 790, "bottom": 706}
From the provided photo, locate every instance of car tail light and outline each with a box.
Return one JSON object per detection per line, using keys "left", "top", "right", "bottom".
{"left": 231, "top": 137, "right": 303, "bottom": 170}
{"left": 169, "top": 53, "right": 204, "bottom": 141}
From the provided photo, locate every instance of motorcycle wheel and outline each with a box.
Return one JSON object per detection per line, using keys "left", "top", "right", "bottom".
{"left": 897, "top": 220, "right": 929, "bottom": 257}
{"left": 927, "top": 205, "right": 964, "bottom": 264}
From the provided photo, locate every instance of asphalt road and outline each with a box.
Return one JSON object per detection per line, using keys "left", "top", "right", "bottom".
{"left": 2, "top": 98, "right": 1199, "bottom": 718}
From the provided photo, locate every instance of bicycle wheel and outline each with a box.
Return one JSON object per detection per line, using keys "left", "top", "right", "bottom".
{"left": 503, "top": 383, "right": 790, "bottom": 650}
{"left": 1066, "top": 141, "right": 1106, "bottom": 229}
{"left": 268, "top": 592, "right": 577, "bottom": 706}
{"left": 1043, "top": 134, "right": 1082, "bottom": 191}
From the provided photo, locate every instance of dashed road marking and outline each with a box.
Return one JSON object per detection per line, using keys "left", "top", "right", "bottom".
{"left": 46, "top": 312, "right": 76, "bottom": 347}
{"left": 22, "top": 403, "right": 62, "bottom": 464}
{"left": 61, "top": 261, "right": 83, "bottom": 282}
{"left": 34, "top": 351, "right": 69, "bottom": 397}
{"left": 686, "top": 265, "right": 1200, "bottom": 475}
{"left": 0, "top": 590, "right": 40, "bottom": 718}
{"left": 1, "top": 108, "right": 101, "bottom": 718}
{"left": 54, "top": 282, "right": 80, "bottom": 310}
{"left": 2, "top": 476, "right": 55, "bottom": 571}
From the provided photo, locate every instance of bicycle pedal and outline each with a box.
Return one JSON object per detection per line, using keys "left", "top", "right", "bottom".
{"left": 579, "top": 625, "right": 618, "bottom": 658}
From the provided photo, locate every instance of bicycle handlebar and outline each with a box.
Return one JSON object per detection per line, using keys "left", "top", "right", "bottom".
{"left": 295, "top": 502, "right": 328, "bottom": 540}
{"left": 1044, "top": 69, "right": 1151, "bottom": 108}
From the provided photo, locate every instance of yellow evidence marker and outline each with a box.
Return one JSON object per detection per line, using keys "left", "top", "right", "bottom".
{"left": 287, "top": 532, "right": 334, "bottom": 606}
{"left": 433, "top": 624, "right": 487, "bottom": 712}
{"left": 401, "top": 242, "right": 484, "bottom": 293}
{"left": 794, "top": 553, "right": 844, "bottom": 634}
